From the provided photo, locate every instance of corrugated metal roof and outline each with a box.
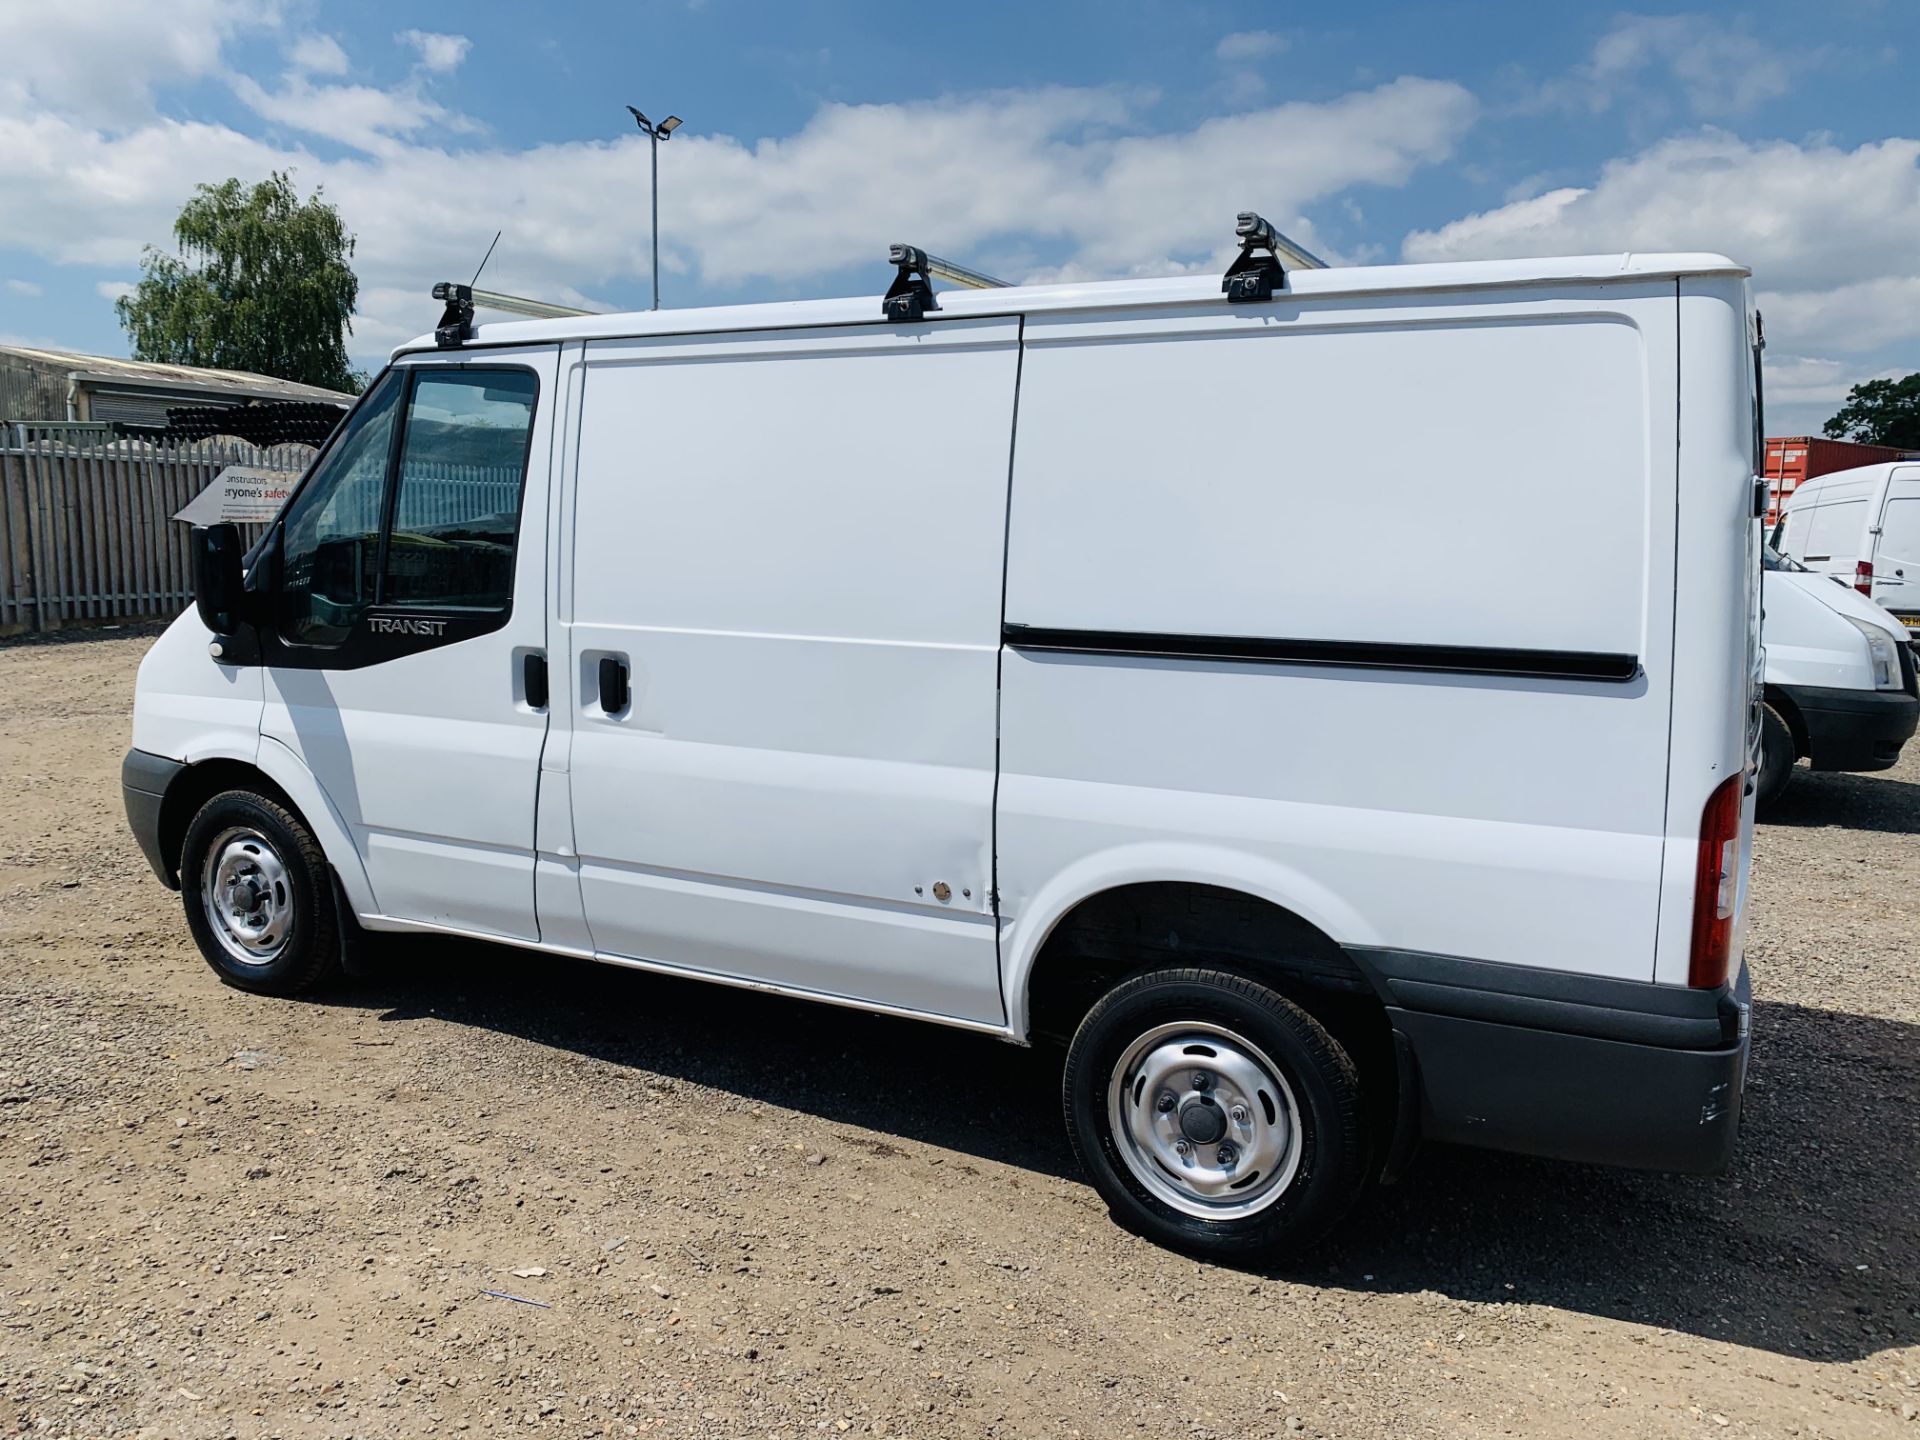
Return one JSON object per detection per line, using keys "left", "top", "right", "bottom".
{"left": 0, "top": 345, "right": 354, "bottom": 405}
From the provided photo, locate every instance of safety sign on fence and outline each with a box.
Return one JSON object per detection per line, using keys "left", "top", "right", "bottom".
{"left": 170, "top": 465, "right": 301, "bottom": 526}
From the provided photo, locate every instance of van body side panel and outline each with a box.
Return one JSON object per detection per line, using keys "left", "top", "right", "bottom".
{"left": 1652, "top": 281, "right": 1760, "bottom": 986}
{"left": 564, "top": 320, "right": 1016, "bottom": 1025}
{"left": 999, "top": 284, "right": 1681, "bottom": 994}
{"left": 129, "top": 610, "right": 266, "bottom": 767}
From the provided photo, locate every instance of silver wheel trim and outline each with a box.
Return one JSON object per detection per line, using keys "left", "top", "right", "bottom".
{"left": 199, "top": 827, "right": 295, "bottom": 966}
{"left": 1107, "top": 1021, "right": 1303, "bottom": 1221}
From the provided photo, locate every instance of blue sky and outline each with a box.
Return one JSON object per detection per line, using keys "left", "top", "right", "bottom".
{"left": 2, "top": 0, "right": 1916, "bottom": 433}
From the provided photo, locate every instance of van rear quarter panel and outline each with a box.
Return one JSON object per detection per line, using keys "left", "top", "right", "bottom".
{"left": 998, "top": 282, "right": 1684, "bottom": 1015}
{"left": 1653, "top": 280, "right": 1760, "bottom": 986}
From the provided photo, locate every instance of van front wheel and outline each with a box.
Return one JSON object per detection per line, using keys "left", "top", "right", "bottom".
{"left": 180, "top": 790, "right": 341, "bottom": 995}
{"left": 1063, "top": 968, "right": 1369, "bottom": 1259}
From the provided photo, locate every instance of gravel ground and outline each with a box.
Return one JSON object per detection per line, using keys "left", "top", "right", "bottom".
{"left": 0, "top": 627, "right": 1915, "bottom": 1439}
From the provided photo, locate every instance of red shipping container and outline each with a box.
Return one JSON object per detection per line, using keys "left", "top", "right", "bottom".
{"left": 1762, "top": 436, "right": 1918, "bottom": 526}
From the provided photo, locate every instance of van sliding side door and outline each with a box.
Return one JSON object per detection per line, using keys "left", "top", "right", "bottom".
{"left": 562, "top": 318, "right": 1021, "bottom": 1025}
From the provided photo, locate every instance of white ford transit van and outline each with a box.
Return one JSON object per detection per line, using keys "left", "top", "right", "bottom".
{"left": 1758, "top": 547, "right": 1919, "bottom": 806}
{"left": 124, "top": 237, "right": 1761, "bottom": 1257}
{"left": 1775, "top": 460, "right": 1920, "bottom": 633}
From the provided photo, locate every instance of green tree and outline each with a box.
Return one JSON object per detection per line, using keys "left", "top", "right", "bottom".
{"left": 115, "top": 173, "right": 364, "bottom": 393}
{"left": 1822, "top": 373, "right": 1920, "bottom": 450}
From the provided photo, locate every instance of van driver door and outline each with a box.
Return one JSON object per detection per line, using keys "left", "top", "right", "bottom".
{"left": 259, "top": 346, "right": 560, "bottom": 940}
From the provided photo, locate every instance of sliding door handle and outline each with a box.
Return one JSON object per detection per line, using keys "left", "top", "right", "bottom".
{"left": 598, "top": 655, "right": 629, "bottom": 714}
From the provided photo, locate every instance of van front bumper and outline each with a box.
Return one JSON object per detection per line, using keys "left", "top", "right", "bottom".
{"left": 1779, "top": 682, "right": 1920, "bottom": 773}
{"left": 1351, "top": 949, "right": 1751, "bottom": 1175}
{"left": 122, "top": 748, "right": 185, "bottom": 887}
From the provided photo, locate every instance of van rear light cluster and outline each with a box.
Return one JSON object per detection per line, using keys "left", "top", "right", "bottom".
{"left": 1688, "top": 774, "right": 1743, "bottom": 989}
{"left": 1855, "top": 559, "right": 1874, "bottom": 595}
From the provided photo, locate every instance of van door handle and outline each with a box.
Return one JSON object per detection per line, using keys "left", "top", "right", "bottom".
{"left": 598, "top": 656, "right": 629, "bottom": 714}
{"left": 523, "top": 652, "right": 549, "bottom": 710}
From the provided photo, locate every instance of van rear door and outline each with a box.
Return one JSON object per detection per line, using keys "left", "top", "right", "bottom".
{"left": 1791, "top": 493, "right": 1872, "bottom": 584}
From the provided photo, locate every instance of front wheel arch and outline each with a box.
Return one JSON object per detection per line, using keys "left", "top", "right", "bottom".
{"left": 157, "top": 760, "right": 297, "bottom": 889}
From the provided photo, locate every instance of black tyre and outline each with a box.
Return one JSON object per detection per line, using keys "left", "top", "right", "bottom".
{"left": 180, "top": 789, "right": 342, "bottom": 995}
{"left": 1755, "top": 703, "right": 1795, "bottom": 811}
{"left": 1063, "top": 967, "right": 1369, "bottom": 1259}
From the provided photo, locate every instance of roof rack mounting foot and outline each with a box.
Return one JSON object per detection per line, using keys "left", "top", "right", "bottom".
{"left": 1222, "top": 213, "right": 1285, "bottom": 304}
{"left": 432, "top": 282, "right": 475, "bottom": 347}
{"left": 882, "top": 245, "right": 939, "bottom": 323}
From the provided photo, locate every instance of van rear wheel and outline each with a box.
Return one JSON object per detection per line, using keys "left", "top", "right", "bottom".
{"left": 180, "top": 790, "right": 341, "bottom": 995}
{"left": 1063, "top": 968, "right": 1369, "bottom": 1259}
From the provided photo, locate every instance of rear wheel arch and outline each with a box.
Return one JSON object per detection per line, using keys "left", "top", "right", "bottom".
{"left": 1020, "top": 879, "right": 1379, "bottom": 1041}
{"left": 1015, "top": 878, "right": 1401, "bottom": 1153}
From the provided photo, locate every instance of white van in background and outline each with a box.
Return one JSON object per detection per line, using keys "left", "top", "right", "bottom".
{"left": 123, "top": 239, "right": 1760, "bottom": 1258}
{"left": 1759, "top": 547, "right": 1919, "bottom": 806}
{"left": 1775, "top": 461, "right": 1920, "bottom": 635}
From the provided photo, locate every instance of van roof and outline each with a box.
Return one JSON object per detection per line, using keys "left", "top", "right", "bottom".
{"left": 1783, "top": 460, "right": 1917, "bottom": 507}
{"left": 397, "top": 251, "right": 1749, "bottom": 357}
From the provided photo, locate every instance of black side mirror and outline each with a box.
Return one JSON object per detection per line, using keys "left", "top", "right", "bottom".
{"left": 191, "top": 523, "right": 251, "bottom": 654}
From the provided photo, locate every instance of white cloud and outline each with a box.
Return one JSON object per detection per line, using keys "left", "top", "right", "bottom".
{"left": 5, "top": 278, "right": 41, "bottom": 296}
{"left": 230, "top": 73, "right": 470, "bottom": 155}
{"left": 0, "top": 112, "right": 289, "bottom": 268}
{"left": 1403, "top": 132, "right": 1920, "bottom": 362}
{"left": 397, "top": 29, "right": 471, "bottom": 74}
{"left": 1756, "top": 278, "right": 1920, "bottom": 355}
{"left": 1762, "top": 354, "right": 1908, "bottom": 437}
{"left": 288, "top": 33, "right": 351, "bottom": 77}
{"left": 1216, "top": 30, "right": 1287, "bottom": 63}
{"left": 95, "top": 280, "right": 135, "bottom": 303}
{"left": 1765, "top": 354, "right": 1855, "bottom": 410}
{"left": 0, "top": 0, "right": 281, "bottom": 124}
{"left": 1544, "top": 13, "right": 1794, "bottom": 119}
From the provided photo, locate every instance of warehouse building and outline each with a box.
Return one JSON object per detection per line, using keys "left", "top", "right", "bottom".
{"left": 0, "top": 345, "right": 351, "bottom": 439}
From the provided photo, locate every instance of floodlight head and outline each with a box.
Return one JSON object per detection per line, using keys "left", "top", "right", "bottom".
{"left": 626, "top": 105, "right": 649, "bottom": 131}
{"left": 659, "top": 115, "right": 683, "bottom": 135}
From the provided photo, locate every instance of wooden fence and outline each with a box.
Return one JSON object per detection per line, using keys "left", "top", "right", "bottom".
{"left": 0, "top": 428, "right": 308, "bottom": 633}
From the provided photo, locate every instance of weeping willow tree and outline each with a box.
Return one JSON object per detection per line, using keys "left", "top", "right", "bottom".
{"left": 115, "top": 173, "right": 364, "bottom": 393}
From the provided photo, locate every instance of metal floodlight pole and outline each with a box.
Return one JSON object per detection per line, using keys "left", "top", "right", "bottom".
{"left": 626, "top": 106, "right": 684, "bottom": 310}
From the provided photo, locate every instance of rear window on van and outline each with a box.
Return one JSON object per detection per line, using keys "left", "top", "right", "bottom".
{"left": 1880, "top": 496, "right": 1920, "bottom": 558}
{"left": 1801, "top": 499, "right": 1867, "bottom": 561}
